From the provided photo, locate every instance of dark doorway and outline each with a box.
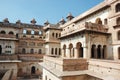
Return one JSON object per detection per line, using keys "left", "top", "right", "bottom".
{"left": 31, "top": 66, "right": 36, "bottom": 74}
{"left": 0, "top": 45, "right": 2, "bottom": 54}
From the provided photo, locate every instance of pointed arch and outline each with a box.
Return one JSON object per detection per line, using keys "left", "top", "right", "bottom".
{"left": 69, "top": 43, "right": 73, "bottom": 57}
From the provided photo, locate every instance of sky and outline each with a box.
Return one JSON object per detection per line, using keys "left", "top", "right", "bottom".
{"left": 0, "top": 0, "right": 103, "bottom": 25}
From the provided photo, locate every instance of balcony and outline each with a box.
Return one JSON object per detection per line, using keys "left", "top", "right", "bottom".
{"left": 0, "top": 55, "right": 18, "bottom": 60}
{"left": 42, "top": 55, "right": 88, "bottom": 72}
{"left": 18, "top": 54, "right": 44, "bottom": 62}
{"left": 0, "top": 34, "right": 18, "bottom": 40}
{"left": 61, "top": 22, "right": 108, "bottom": 37}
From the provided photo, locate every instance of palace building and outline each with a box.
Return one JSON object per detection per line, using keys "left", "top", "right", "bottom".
{"left": 41, "top": 0, "right": 120, "bottom": 80}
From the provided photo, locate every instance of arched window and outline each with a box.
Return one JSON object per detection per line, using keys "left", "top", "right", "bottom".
{"left": 23, "top": 29, "right": 27, "bottom": 34}
{"left": 31, "top": 66, "right": 36, "bottom": 74}
{"left": 27, "top": 30, "right": 31, "bottom": 35}
{"left": 39, "top": 31, "right": 42, "bottom": 35}
{"left": 117, "top": 17, "right": 120, "bottom": 25}
{"left": 55, "top": 48, "right": 57, "bottom": 55}
{"left": 97, "top": 45, "right": 101, "bottom": 59}
{"left": 52, "top": 33, "right": 54, "bottom": 37}
{"left": 51, "top": 48, "right": 54, "bottom": 55}
{"left": 76, "top": 42, "right": 83, "bottom": 57}
{"left": 118, "top": 47, "right": 120, "bottom": 59}
{"left": 91, "top": 44, "right": 96, "bottom": 58}
{"left": 118, "top": 30, "right": 120, "bottom": 40}
{"left": 0, "top": 30, "right": 6, "bottom": 34}
{"left": 56, "top": 33, "right": 58, "bottom": 38}
{"left": 30, "top": 49, "right": 34, "bottom": 54}
{"left": 95, "top": 18, "right": 102, "bottom": 24}
{"left": 116, "top": 3, "right": 120, "bottom": 12}
{"left": 69, "top": 43, "right": 73, "bottom": 57}
{"left": 59, "top": 48, "right": 61, "bottom": 55}
{"left": 22, "top": 48, "right": 26, "bottom": 54}
{"left": 35, "top": 31, "right": 39, "bottom": 35}
{"left": 104, "top": 18, "right": 108, "bottom": 25}
{"left": 9, "top": 31, "right": 14, "bottom": 35}
{"left": 31, "top": 30, "right": 34, "bottom": 35}
{"left": 59, "top": 33, "right": 61, "bottom": 37}
{"left": 39, "top": 49, "right": 42, "bottom": 54}
{"left": 0, "top": 45, "right": 2, "bottom": 54}
{"left": 103, "top": 45, "right": 107, "bottom": 59}
{"left": 63, "top": 45, "right": 66, "bottom": 57}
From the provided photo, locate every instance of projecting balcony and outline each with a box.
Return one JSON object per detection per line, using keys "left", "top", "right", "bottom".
{"left": 61, "top": 22, "right": 108, "bottom": 37}
{"left": 0, "top": 34, "right": 18, "bottom": 40}
{"left": 41, "top": 55, "right": 88, "bottom": 72}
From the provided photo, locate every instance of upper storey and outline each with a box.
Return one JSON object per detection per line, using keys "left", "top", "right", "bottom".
{"left": 0, "top": 18, "right": 44, "bottom": 40}
{"left": 59, "top": 0, "right": 114, "bottom": 37}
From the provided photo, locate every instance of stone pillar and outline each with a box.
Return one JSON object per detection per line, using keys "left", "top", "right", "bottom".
{"left": 95, "top": 48, "right": 97, "bottom": 59}
{"left": 101, "top": 47, "right": 103, "bottom": 59}
{"left": 61, "top": 49, "right": 64, "bottom": 57}
{"left": 66, "top": 48, "right": 70, "bottom": 58}
{"left": 74, "top": 48, "right": 79, "bottom": 58}
{"left": 83, "top": 47, "right": 87, "bottom": 59}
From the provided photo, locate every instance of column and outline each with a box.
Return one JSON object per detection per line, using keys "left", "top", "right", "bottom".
{"left": 61, "top": 49, "right": 65, "bottom": 57}
{"left": 83, "top": 47, "right": 87, "bottom": 59}
{"left": 94, "top": 48, "right": 97, "bottom": 59}
{"left": 66, "top": 48, "right": 70, "bottom": 58}
{"left": 101, "top": 47, "right": 103, "bottom": 59}
{"left": 74, "top": 48, "right": 79, "bottom": 58}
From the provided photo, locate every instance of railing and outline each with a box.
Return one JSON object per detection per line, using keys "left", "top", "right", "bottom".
{"left": 0, "top": 55, "right": 18, "bottom": 60}
{"left": 0, "top": 34, "right": 16, "bottom": 39}
{"left": 18, "top": 54, "right": 44, "bottom": 61}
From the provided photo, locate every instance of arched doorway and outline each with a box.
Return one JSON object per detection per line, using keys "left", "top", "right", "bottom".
{"left": 0, "top": 45, "right": 2, "bottom": 54}
{"left": 31, "top": 66, "right": 36, "bottom": 74}
{"left": 97, "top": 45, "right": 101, "bottom": 59}
{"left": 69, "top": 43, "right": 73, "bottom": 57}
{"left": 91, "top": 44, "right": 96, "bottom": 58}
{"left": 63, "top": 45, "right": 66, "bottom": 57}
{"left": 76, "top": 42, "right": 83, "bottom": 58}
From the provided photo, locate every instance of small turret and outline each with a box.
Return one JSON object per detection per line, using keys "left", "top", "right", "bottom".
{"left": 59, "top": 17, "right": 66, "bottom": 25}
{"left": 30, "top": 18, "right": 36, "bottom": 25}
{"left": 16, "top": 20, "right": 21, "bottom": 24}
{"left": 3, "top": 18, "right": 9, "bottom": 23}
{"left": 44, "top": 20, "right": 50, "bottom": 26}
{"left": 66, "top": 13, "right": 74, "bottom": 21}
